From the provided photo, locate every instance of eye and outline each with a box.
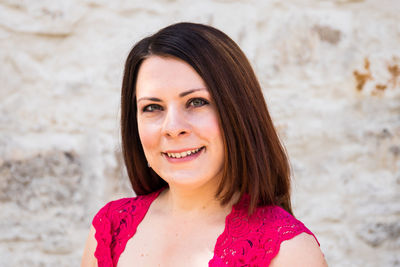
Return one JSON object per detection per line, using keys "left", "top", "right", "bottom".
{"left": 142, "top": 104, "right": 163, "bottom": 112}
{"left": 188, "top": 98, "right": 209, "bottom": 108}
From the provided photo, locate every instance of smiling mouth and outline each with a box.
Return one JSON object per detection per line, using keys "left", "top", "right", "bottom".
{"left": 163, "top": 146, "right": 205, "bottom": 159}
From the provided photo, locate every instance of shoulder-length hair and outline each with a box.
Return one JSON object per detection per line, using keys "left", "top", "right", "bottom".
{"left": 121, "top": 22, "right": 292, "bottom": 215}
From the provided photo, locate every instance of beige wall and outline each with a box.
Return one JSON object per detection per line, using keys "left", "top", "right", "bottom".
{"left": 1, "top": 0, "right": 399, "bottom": 266}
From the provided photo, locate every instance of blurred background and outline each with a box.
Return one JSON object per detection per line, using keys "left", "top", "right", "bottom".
{"left": 0, "top": 0, "right": 399, "bottom": 266}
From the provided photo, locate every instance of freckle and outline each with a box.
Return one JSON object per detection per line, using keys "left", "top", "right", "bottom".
{"left": 141, "top": 253, "right": 144, "bottom": 257}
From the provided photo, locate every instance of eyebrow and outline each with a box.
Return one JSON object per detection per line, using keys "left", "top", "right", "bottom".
{"left": 137, "top": 88, "right": 207, "bottom": 103}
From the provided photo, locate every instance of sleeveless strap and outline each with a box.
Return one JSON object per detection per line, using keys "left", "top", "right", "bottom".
{"left": 210, "top": 195, "right": 319, "bottom": 266}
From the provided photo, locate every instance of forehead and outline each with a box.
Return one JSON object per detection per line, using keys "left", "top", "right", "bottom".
{"left": 136, "top": 56, "right": 207, "bottom": 97}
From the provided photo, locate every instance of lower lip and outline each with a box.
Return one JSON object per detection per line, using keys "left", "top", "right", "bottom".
{"left": 163, "top": 147, "right": 205, "bottom": 163}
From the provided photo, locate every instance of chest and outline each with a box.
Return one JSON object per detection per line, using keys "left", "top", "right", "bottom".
{"left": 116, "top": 213, "right": 225, "bottom": 267}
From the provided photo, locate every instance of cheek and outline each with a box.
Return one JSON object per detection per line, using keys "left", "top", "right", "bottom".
{"left": 138, "top": 120, "right": 159, "bottom": 154}
{"left": 191, "top": 111, "right": 224, "bottom": 150}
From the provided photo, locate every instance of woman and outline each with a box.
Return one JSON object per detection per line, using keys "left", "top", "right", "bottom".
{"left": 81, "top": 22, "right": 327, "bottom": 266}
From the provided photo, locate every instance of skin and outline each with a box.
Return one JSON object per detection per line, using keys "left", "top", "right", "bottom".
{"left": 270, "top": 233, "right": 328, "bottom": 266}
{"left": 81, "top": 55, "right": 328, "bottom": 267}
{"left": 135, "top": 55, "right": 227, "bottom": 213}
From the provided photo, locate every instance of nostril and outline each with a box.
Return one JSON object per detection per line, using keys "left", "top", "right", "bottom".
{"left": 165, "top": 129, "right": 189, "bottom": 138}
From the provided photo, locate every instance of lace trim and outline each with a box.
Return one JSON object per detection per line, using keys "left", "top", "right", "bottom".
{"left": 93, "top": 202, "right": 113, "bottom": 267}
{"left": 209, "top": 194, "right": 318, "bottom": 266}
{"left": 92, "top": 191, "right": 162, "bottom": 267}
{"left": 93, "top": 191, "right": 318, "bottom": 267}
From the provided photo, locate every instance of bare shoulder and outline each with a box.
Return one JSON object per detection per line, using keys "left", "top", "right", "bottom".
{"left": 270, "top": 233, "right": 328, "bottom": 267}
{"left": 80, "top": 225, "right": 98, "bottom": 267}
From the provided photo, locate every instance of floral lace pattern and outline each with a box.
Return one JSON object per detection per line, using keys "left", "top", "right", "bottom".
{"left": 92, "top": 191, "right": 162, "bottom": 267}
{"left": 209, "top": 194, "right": 318, "bottom": 266}
{"left": 92, "top": 190, "right": 318, "bottom": 267}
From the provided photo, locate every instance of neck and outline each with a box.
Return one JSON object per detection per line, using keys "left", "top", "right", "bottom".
{"left": 159, "top": 183, "right": 237, "bottom": 219}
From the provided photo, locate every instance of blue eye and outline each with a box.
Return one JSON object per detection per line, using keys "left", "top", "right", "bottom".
{"left": 143, "top": 104, "right": 162, "bottom": 112}
{"left": 188, "top": 98, "right": 209, "bottom": 107}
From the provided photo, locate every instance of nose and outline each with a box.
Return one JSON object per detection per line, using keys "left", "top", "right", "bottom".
{"left": 162, "top": 106, "right": 190, "bottom": 138}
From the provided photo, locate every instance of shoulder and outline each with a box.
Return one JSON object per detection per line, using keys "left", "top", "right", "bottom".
{"left": 225, "top": 204, "right": 325, "bottom": 265}
{"left": 93, "top": 191, "right": 159, "bottom": 222}
{"left": 81, "top": 225, "right": 97, "bottom": 267}
{"left": 252, "top": 206, "right": 327, "bottom": 266}
{"left": 84, "top": 198, "right": 139, "bottom": 267}
{"left": 92, "top": 191, "right": 160, "bottom": 233}
{"left": 250, "top": 205, "right": 316, "bottom": 240}
{"left": 92, "top": 197, "right": 137, "bottom": 223}
{"left": 270, "top": 232, "right": 328, "bottom": 267}
{"left": 89, "top": 191, "right": 161, "bottom": 266}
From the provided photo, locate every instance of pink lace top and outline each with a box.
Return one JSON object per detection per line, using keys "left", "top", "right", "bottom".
{"left": 92, "top": 189, "right": 319, "bottom": 267}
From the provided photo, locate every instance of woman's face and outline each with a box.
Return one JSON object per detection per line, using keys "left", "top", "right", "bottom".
{"left": 136, "top": 56, "right": 225, "bottom": 190}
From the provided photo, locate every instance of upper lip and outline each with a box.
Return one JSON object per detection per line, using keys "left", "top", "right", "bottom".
{"left": 163, "top": 146, "right": 204, "bottom": 153}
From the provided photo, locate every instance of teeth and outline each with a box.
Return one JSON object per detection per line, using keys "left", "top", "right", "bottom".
{"left": 166, "top": 147, "right": 202, "bottom": 158}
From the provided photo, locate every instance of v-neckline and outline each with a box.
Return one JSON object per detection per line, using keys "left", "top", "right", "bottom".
{"left": 115, "top": 187, "right": 244, "bottom": 267}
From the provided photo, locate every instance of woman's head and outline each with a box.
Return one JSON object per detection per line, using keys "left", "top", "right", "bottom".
{"left": 121, "top": 22, "right": 292, "bottom": 214}
{"left": 135, "top": 55, "right": 226, "bottom": 196}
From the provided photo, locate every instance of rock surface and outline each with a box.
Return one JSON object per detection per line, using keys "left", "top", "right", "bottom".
{"left": 0, "top": 0, "right": 399, "bottom": 266}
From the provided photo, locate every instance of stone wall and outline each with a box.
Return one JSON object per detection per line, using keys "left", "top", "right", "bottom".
{"left": 0, "top": 0, "right": 399, "bottom": 266}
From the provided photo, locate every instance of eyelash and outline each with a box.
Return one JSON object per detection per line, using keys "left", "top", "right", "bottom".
{"left": 142, "top": 104, "right": 162, "bottom": 112}
{"left": 141, "top": 98, "right": 209, "bottom": 113}
{"left": 188, "top": 98, "right": 209, "bottom": 108}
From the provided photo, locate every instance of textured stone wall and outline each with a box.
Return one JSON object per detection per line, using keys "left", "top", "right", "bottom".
{"left": 0, "top": 0, "right": 399, "bottom": 266}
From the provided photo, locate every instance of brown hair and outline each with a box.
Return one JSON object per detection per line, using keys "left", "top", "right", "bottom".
{"left": 121, "top": 22, "right": 292, "bottom": 215}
